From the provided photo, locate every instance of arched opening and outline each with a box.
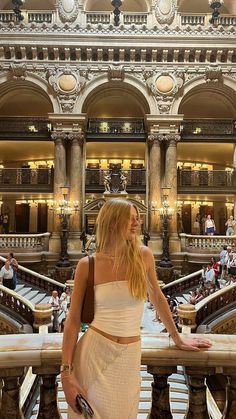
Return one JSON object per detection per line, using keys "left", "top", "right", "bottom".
{"left": 84, "top": 0, "right": 149, "bottom": 12}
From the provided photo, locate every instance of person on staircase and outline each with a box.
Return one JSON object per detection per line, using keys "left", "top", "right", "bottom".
{"left": 61, "top": 198, "right": 212, "bottom": 419}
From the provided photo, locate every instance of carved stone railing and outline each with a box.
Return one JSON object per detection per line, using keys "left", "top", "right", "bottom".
{"left": 0, "top": 233, "right": 51, "bottom": 252}
{"left": 0, "top": 10, "right": 55, "bottom": 24}
{"left": 178, "top": 168, "right": 236, "bottom": 193}
{"left": 123, "top": 12, "right": 148, "bottom": 25}
{"left": 180, "top": 234, "right": 236, "bottom": 253}
{"left": 0, "top": 333, "right": 235, "bottom": 419}
{"left": 195, "top": 282, "right": 236, "bottom": 328}
{"left": 86, "top": 12, "right": 111, "bottom": 25}
{"left": 0, "top": 116, "right": 51, "bottom": 139}
{"left": 162, "top": 269, "right": 202, "bottom": 297}
{"left": 0, "top": 285, "right": 34, "bottom": 326}
{"left": 0, "top": 255, "right": 64, "bottom": 295}
{"left": 180, "top": 12, "right": 236, "bottom": 27}
{"left": 0, "top": 168, "right": 54, "bottom": 192}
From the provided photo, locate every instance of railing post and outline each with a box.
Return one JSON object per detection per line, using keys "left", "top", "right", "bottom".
{"left": 0, "top": 367, "right": 25, "bottom": 419}
{"left": 222, "top": 368, "right": 236, "bottom": 418}
{"left": 147, "top": 365, "right": 177, "bottom": 418}
{"left": 184, "top": 367, "right": 213, "bottom": 419}
{"left": 177, "top": 304, "right": 197, "bottom": 333}
{"left": 33, "top": 304, "right": 53, "bottom": 333}
{"left": 32, "top": 366, "right": 61, "bottom": 419}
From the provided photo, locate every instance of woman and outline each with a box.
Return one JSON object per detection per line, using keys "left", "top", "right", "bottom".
{"left": 61, "top": 199, "right": 211, "bottom": 419}
{"left": 0, "top": 260, "right": 15, "bottom": 290}
{"left": 205, "top": 214, "right": 216, "bottom": 236}
{"left": 225, "top": 215, "right": 236, "bottom": 236}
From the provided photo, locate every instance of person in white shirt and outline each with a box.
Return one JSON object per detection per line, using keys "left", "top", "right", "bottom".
{"left": 205, "top": 214, "right": 216, "bottom": 236}
{"left": 204, "top": 263, "right": 215, "bottom": 289}
{"left": 225, "top": 215, "right": 236, "bottom": 236}
{"left": 0, "top": 260, "right": 14, "bottom": 290}
{"left": 60, "top": 287, "right": 71, "bottom": 315}
{"left": 49, "top": 290, "right": 60, "bottom": 332}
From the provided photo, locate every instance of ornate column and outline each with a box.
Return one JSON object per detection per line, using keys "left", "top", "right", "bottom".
{"left": 148, "top": 134, "right": 162, "bottom": 236}
{"left": 165, "top": 134, "right": 180, "bottom": 235}
{"left": 32, "top": 366, "right": 61, "bottom": 419}
{"left": 185, "top": 367, "right": 213, "bottom": 419}
{"left": 69, "top": 132, "right": 84, "bottom": 233}
{"left": 222, "top": 369, "right": 236, "bottom": 418}
{"left": 51, "top": 132, "right": 67, "bottom": 233}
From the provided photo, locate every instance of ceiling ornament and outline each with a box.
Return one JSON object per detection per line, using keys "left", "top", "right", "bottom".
{"left": 8, "top": 63, "right": 27, "bottom": 80}
{"left": 205, "top": 65, "right": 223, "bottom": 83}
{"left": 155, "top": 0, "right": 176, "bottom": 25}
{"left": 146, "top": 70, "right": 184, "bottom": 114}
{"left": 58, "top": 0, "right": 79, "bottom": 23}
{"left": 108, "top": 66, "right": 125, "bottom": 81}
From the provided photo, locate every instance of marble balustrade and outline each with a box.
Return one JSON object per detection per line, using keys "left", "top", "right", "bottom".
{"left": 0, "top": 233, "right": 51, "bottom": 251}
{"left": 0, "top": 333, "right": 235, "bottom": 418}
{"left": 180, "top": 233, "right": 236, "bottom": 253}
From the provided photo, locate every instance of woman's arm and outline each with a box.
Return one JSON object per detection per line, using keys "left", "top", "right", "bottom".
{"left": 141, "top": 246, "right": 211, "bottom": 351}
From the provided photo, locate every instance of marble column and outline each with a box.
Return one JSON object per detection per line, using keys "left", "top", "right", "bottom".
{"left": 148, "top": 134, "right": 161, "bottom": 236}
{"left": 51, "top": 132, "right": 67, "bottom": 232}
{"left": 29, "top": 202, "right": 37, "bottom": 233}
{"left": 165, "top": 134, "right": 180, "bottom": 235}
{"left": 69, "top": 133, "right": 84, "bottom": 233}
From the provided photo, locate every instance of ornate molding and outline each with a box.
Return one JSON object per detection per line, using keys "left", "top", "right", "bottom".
{"left": 51, "top": 130, "right": 84, "bottom": 145}
{"left": 147, "top": 133, "right": 161, "bottom": 145}
{"left": 108, "top": 65, "right": 125, "bottom": 81}
{"left": 155, "top": 0, "right": 176, "bottom": 25}
{"left": 8, "top": 63, "right": 27, "bottom": 80}
{"left": 58, "top": 0, "right": 79, "bottom": 23}
{"left": 205, "top": 65, "right": 223, "bottom": 83}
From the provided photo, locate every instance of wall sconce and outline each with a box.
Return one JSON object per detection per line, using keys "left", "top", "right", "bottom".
{"left": 158, "top": 187, "right": 174, "bottom": 219}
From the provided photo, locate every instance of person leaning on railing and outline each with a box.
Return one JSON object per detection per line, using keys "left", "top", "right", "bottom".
{"left": 61, "top": 198, "right": 212, "bottom": 418}
{"left": 0, "top": 260, "right": 15, "bottom": 290}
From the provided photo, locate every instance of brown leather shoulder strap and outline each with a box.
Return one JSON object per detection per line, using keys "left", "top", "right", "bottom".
{"left": 87, "top": 255, "right": 94, "bottom": 285}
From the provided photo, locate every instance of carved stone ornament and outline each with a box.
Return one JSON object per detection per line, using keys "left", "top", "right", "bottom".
{"left": 108, "top": 65, "right": 125, "bottom": 81}
{"left": 9, "top": 63, "right": 27, "bottom": 80}
{"left": 205, "top": 65, "right": 223, "bottom": 83}
{"left": 58, "top": 0, "right": 79, "bottom": 23}
{"left": 147, "top": 71, "right": 184, "bottom": 99}
{"left": 46, "top": 67, "right": 81, "bottom": 95}
{"left": 155, "top": 0, "right": 176, "bottom": 25}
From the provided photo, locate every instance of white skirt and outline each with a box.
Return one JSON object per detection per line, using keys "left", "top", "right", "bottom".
{"left": 68, "top": 328, "right": 141, "bottom": 419}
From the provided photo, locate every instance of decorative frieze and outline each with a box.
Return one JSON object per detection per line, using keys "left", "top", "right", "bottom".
{"left": 155, "top": 0, "right": 177, "bottom": 25}
{"left": 58, "top": 0, "right": 79, "bottom": 24}
{"left": 205, "top": 65, "right": 223, "bottom": 83}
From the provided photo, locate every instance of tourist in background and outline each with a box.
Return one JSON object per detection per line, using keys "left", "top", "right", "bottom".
{"left": 0, "top": 260, "right": 15, "bottom": 290}
{"left": 49, "top": 290, "right": 60, "bottom": 332}
{"left": 205, "top": 214, "right": 216, "bottom": 236}
{"left": 193, "top": 213, "right": 200, "bottom": 235}
{"left": 8, "top": 252, "right": 18, "bottom": 288}
{"left": 225, "top": 215, "right": 236, "bottom": 236}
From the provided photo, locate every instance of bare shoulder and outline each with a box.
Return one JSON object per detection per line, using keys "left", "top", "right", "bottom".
{"left": 74, "top": 256, "right": 89, "bottom": 280}
{"left": 140, "top": 245, "right": 154, "bottom": 264}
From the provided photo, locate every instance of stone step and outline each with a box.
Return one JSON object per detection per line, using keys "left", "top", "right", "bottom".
{"left": 24, "top": 290, "right": 39, "bottom": 301}
{"left": 17, "top": 287, "right": 32, "bottom": 297}
{"left": 30, "top": 292, "right": 47, "bottom": 305}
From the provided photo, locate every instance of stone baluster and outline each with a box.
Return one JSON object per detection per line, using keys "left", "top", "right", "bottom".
{"left": 33, "top": 303, "right": 53, "bottom": 333}
{"left": 147, "top": 365, "right": 177, "bottom": 418}
{"left": 222, "top": 369, "right": 236, "bottom": 418}
{"left": 0, "top": 367, "right": 25, "bottom": 419}
{"left": 32, "top": 366, "right": 61, "bottom": 419}
{"left": 165, "top": 134, "right": 181, "bottom": 235}
{"left": 147, "top": 134, "right": 161, "bottom": 236}
{"left": 184, "top": 367, "right": 213, "bottom": 419}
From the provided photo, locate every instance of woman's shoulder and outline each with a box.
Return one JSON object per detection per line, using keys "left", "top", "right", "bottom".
{"left": 140, "top": 245, "right": 154, "bottom": 260}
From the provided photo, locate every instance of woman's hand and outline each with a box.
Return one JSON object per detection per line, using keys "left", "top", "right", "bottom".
{"left": 61, "top": 372, "right": 87, "bottom": 414}
{"left": 175, "top": 336, "right": 212, "bottom": 351}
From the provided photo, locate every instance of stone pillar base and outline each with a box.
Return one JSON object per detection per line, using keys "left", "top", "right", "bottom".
{"left": 54, "top": 266, "right": 73, "bottom": 284}
{"left": 157, "top": 266, "right": 174, "bottom": 284}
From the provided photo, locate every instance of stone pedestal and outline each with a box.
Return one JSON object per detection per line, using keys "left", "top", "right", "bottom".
{"left": 54, "top": 266, "right": 73, "bottom": 284}
{"left": 33, "top": 304, "right": 53, "bottom": 330}
{"left": 157, "top": 266, "right": 174, "bottom": 284}
{"left": 177, "top": 304, "right": 197, "bottom": 332}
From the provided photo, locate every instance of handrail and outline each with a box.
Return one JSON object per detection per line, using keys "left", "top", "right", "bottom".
{"left": 162, "top": 269, "right": 202, "bottom": 296}
{"left": 0, "top": 233, "right": 51, "bottom": 239}
{"left": 0, "top": 255, "right": 65, "bottom": 292}
{"left": 0, "top": 284, "right": 34, "bottom": 325}
{"left": 195, "top": 282, "right": 236, "bottom": 326}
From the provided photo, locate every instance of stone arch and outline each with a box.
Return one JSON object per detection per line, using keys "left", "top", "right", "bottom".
{"left": 172, "top": 75, "right": 236, "bottom": 118}
{"left": 0, "top": 72, "right": 60, "bottom": 114}
{"left": 76, "top": 73, "right": 157, "bottom": 116}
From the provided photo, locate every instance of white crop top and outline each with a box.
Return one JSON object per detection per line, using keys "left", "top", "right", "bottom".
{"left": 90, "top": 281, "right": 144, "bottom": 337}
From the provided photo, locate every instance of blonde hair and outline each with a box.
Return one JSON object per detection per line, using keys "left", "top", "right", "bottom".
{"left": 96, "top": 198, "right": 147, "bottom": 300}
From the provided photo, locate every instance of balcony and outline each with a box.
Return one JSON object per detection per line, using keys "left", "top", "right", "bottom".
{"left": 0, "top": 168, "right": 54, "bottom": 192}
{"left": 86, "top": 118, "right": 146, "bottom": 141}
{"left": 177, "top": 168, "right": 236, "bottom": 194}
{"left": 85, "top": 168, "right": 146, "bottom": 193}
{"left": 180, "top": 12, "right": 236, "bottom": 27}
{"left": 0, "top": 10, "right": 55, "bottom": 24}
{"left": 182, "top": 119, "right": 236, "bottom": 142}
{"left": 0, "top": 117, "right": 51, "bottom": 140}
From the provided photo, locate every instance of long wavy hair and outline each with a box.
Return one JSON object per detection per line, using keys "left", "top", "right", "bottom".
{"left": 96, "top": 198, "right": 147, "bottom": 300}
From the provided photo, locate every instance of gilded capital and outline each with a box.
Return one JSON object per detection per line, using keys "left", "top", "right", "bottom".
{"left": 51, "top": 131, "right": 67, "bottom": 142}
{"left": 147, "top": 133, "right": 162, "bottom": 145}
{"left": 165, "top": 133, "right": 181, "bottom": 144}
{"left": 67, "top": 132, "right": 85, "bottom": 146}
